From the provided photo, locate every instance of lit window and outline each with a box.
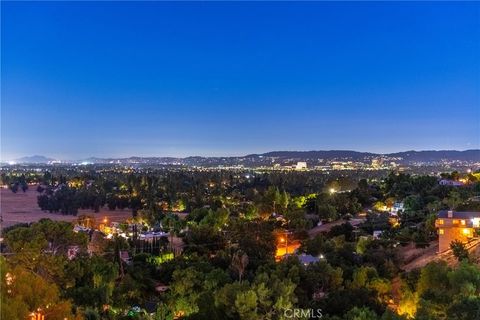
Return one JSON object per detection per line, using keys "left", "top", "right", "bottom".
{"left": 472, "top": 218, "right": 480, "bottom": 227}
{"left": 461, "top": 220, "right": 466, "bottom": 225}
{"left": 439, "top": 229, "right": 444, "bottom": 235}
{"left": 463, "top": 228, "right": 471, "bottom": 236}
{"left": 438, "top": 219, "right": 444, "bottom": 225}
{"left": 453, "top": 219, "right": 459, "bottom": 225}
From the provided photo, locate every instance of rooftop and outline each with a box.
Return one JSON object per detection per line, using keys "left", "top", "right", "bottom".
{"left": 437, "top": 211, "right": 480, "bottom": 219}
{"left": 298, "top": 254, "right": 320, "bottom": 265}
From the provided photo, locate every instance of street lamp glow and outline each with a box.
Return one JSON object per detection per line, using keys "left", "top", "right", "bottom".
{"left": 329, "top": 188, "right": 335, "bottom": 194}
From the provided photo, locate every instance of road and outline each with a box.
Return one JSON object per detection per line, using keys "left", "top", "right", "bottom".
{"left": 402, "top": 238, "right": 480, "bottom": 271}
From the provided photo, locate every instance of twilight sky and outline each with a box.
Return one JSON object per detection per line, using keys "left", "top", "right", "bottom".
{"left": 1, "top": 2, "right": 479, "bottom": 160}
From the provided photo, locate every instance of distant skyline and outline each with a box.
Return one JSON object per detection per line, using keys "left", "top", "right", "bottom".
{"left": 2, "top": 2, "right": 479, "bottom": 160}
{"left": 7, "top": 149, "right": 480, "bottom": 164}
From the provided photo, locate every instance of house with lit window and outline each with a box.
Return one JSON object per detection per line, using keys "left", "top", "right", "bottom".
{"left": 390, "top": 202, "right": 404, "bottom": 215}
{"left": 435, "top": 210, "right": 480, "bottom": 252}
{"left": 439, "top": 179, "right": 465, "bottom": 187}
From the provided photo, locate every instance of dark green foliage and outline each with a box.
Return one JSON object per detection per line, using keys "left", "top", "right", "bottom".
{"left": 328, "top": 223, "right": 355, "bottom": 242}
{"left": 3, "top": 167, "right": 480, "bottom": 319}
{"left": 450, "top": 240, "right": 470, "bottom": 262}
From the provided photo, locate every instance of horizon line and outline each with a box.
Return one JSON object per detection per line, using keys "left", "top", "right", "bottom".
{"left": 7, "top": 148, "right": 480, "bottom": 162}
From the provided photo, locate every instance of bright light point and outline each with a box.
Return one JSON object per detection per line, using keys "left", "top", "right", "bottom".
{"left": 329, "top": 188, "right": 335, "bottom": 194}
{"left": 472, "top": 218, "right": 480, "bottom": 227}
{"left": 7, "top": 161, "right": 16, "bottom": 165}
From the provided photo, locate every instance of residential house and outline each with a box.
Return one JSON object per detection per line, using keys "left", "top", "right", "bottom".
{"left": 435, "top": 210, "right": 480, "bottom": 252}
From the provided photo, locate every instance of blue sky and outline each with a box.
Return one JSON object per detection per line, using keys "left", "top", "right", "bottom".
{"left": 1, "top": 2, "right": 479, "bottom": 160}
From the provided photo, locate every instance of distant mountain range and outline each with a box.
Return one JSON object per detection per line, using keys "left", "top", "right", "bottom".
{"left": 7, "top": 150, "right": 480, "bottom": 166}
{"left": 13, "top": 155, "right": 56, "bottom": 164}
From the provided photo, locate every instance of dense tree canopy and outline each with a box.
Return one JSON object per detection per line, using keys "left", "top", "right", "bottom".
{"left": 1, "top": 167, "right": 480, "bottom": 319}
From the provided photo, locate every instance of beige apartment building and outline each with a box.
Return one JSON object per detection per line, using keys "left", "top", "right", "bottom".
{"left": 435, "top": 210, "right": 480, "bottom": 252}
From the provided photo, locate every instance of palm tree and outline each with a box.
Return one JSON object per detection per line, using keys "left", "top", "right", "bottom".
{"left": 231, "top": 250, "right": 249, "bottom": 282}
{"left": 162, "top": 213, "right": 183, "bottom": 253}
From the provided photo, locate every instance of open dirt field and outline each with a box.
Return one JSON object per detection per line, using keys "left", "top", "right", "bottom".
{"left": 0, "top": 186, "right": 133, "bottom": 229}
{"left": 308, "top": 218, "right": 365, "bottom": 237}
